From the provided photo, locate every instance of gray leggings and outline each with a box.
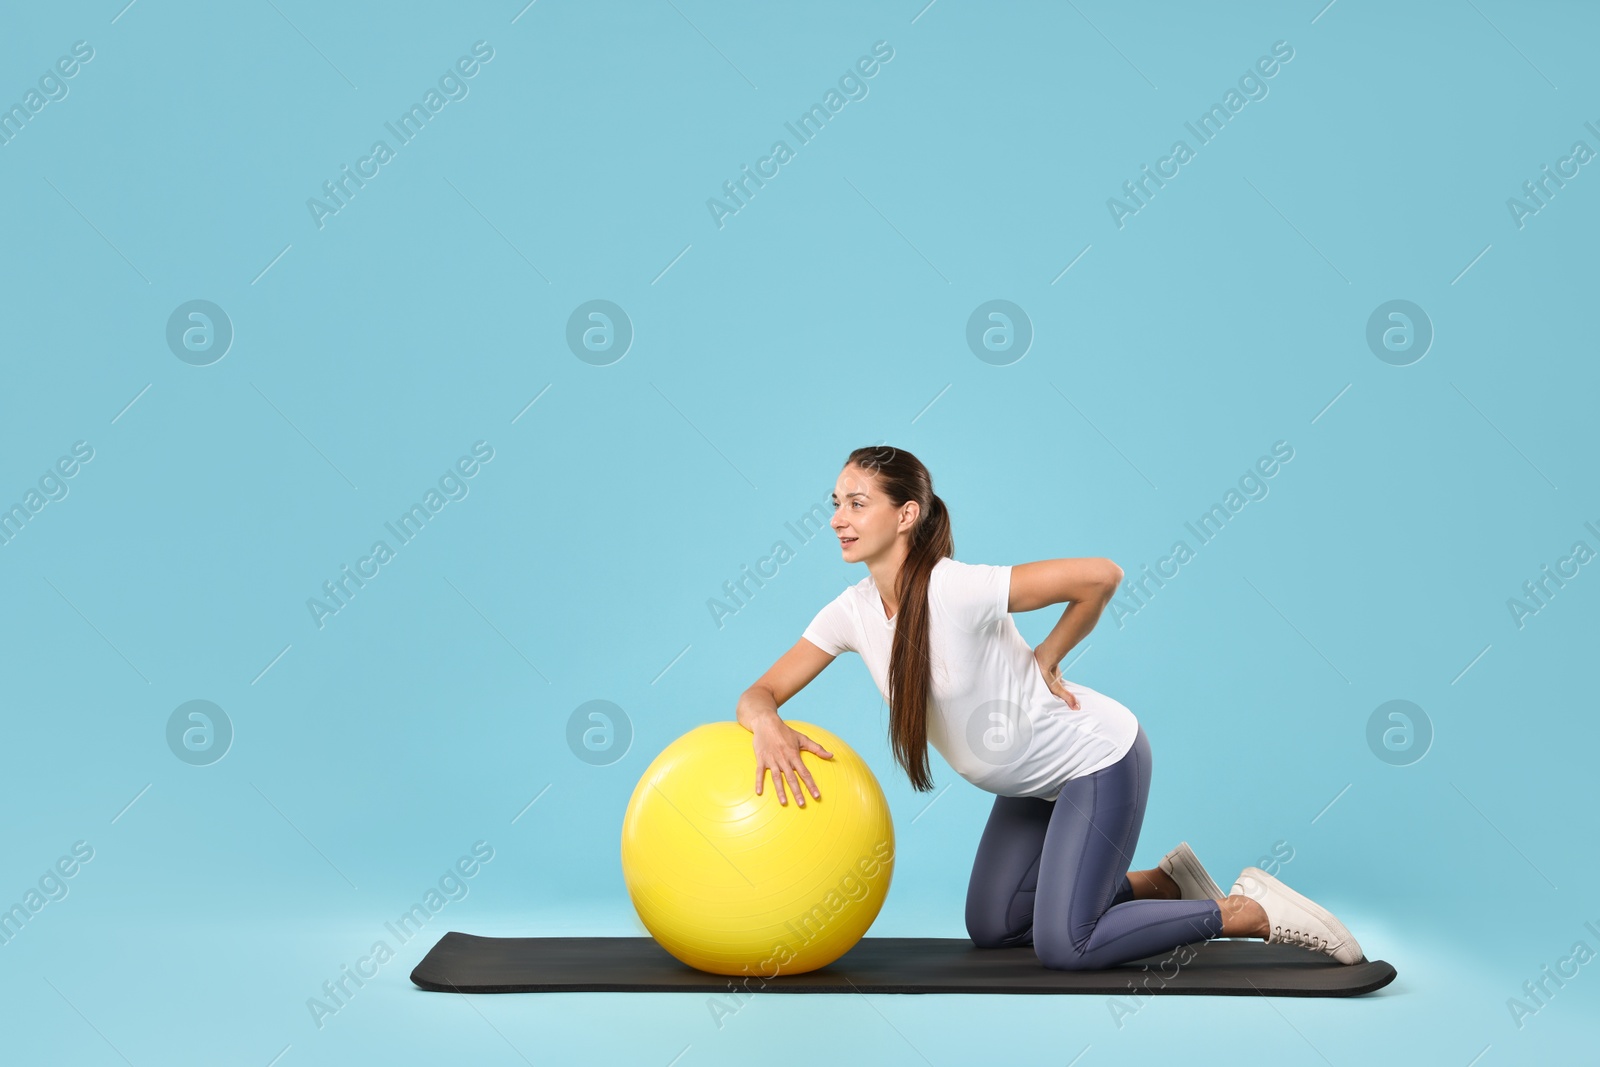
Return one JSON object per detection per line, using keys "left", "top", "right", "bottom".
{"left": 964, "top": 723, "right": 1225, "bottom": 970}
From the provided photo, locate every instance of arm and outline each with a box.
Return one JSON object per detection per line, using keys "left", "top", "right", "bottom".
{"left": 1008, "top": 557, "right": 1123, "bottom": 614}
{"left": 735, "top": 637, "right": 837, "bottom": 733}
{"left": 1009, "top": 557, "right": 1124, "bottom": 666}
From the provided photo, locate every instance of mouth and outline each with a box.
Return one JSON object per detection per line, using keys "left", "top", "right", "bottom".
{"left": 839, "top": 537, "right": 858, "bottom": 546}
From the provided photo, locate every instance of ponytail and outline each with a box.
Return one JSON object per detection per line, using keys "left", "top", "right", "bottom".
{"left": 844, "top": 447, "right": 952, "bottom": 792}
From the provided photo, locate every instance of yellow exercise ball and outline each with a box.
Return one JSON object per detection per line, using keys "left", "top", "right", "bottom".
{"left": 620, "top": 720, "right": 895, "bottom": 977}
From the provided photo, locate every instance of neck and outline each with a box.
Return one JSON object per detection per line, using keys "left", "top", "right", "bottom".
{"left": 866, "top": 546, "right": 910, "bottom": 618}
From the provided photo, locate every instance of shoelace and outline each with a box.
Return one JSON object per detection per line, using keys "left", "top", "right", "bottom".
{"left": 1272, "top": 924, "right": 1332, "bottom": 953}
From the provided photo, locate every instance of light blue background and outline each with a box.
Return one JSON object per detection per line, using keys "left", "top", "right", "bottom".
{"left": 3, "top": 0, "right": 1596, "bottom": 1063}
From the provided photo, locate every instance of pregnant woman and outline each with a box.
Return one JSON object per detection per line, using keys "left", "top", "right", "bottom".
{"left": 734, "top": 445, "right": 1366, "bottom": 970}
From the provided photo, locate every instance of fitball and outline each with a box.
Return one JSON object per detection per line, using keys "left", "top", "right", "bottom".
{"left": 620, "top": 720, "right": 895, "bottom": 977}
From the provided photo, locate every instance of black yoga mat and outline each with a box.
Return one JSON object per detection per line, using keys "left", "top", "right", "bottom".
{"left": 410, "top": 933, "right": 1396, "bottom": 997}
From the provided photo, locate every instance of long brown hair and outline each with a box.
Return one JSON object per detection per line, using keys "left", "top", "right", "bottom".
{"left": 845, "top": 445, "right": 952, "bottom": 792}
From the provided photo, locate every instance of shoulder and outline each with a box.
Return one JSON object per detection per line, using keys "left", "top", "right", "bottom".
{"left": 932, "top": 556, "right": 1012, "bottom": 626}
{"left": 803, "top": 576, "right": 869, "bottom": 655}
{"left": 933, "top": 556, "right": 1008, "bottom": 583}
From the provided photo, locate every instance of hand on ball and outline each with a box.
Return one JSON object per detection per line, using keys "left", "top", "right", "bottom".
{"left": 752, "top": 719, "right": 834, "bottom": 806}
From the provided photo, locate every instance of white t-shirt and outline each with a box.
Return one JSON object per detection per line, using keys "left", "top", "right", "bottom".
{"left": 800, "top": 556, "right": 1138, "bottom": 801}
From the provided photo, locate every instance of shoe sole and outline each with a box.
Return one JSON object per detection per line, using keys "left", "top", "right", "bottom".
{"left": 1238, "top": 866, "right": 1366, "bottom": 964}
{"left": 1167, "top": 842, "right": 1227, "bottom": 901}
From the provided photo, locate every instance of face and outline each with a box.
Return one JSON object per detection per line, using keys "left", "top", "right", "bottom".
{"left": 830, "top": 465, "right": 916, "bottom": 563}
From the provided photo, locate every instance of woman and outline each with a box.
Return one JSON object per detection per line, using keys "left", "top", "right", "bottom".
{"left": 734, "top": 445, "right": 1366, "bottom": 971}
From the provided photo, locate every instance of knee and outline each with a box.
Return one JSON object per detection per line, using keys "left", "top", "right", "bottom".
{"left": 966, "top": 915, "right": 1021, "bottom": 950}
{"left": 968, "top": 928, "right": 1007, "bottom": 950}
{"left": 1034, "top": 931, "right": 1096, "bottom": 971}
{"left": 966, "top": 903, "right": 1032, "bottom": 949}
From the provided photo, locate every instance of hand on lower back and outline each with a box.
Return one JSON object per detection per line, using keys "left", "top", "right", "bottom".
{"left": 1033, "top": 646, "right": 1079, "bottom": 709}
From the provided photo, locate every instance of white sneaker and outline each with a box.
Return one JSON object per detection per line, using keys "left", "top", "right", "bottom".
{"left": 1158, "top": 841, "right": 1226, "bottom": 901}
{"left": 1231, "top": 867, "right": 1366, "bottom": 965}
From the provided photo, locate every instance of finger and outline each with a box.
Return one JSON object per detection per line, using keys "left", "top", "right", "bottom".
{"left": 772, "top": 769, "right": 788, "bottom": 805}
{"left": 801, "top": 736, "right": 834, "bottom": 759}
{"left": 786, "top": 767, "right": 806, "bottom": 806}
{"left": 754, "top": 763, "right": 763, "bottom": 794}
{"left": 784, "top": 767, "right": 806, "bottom": 809}
{"left": 798, "top": 766, "right": 821, "bottom": 799}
